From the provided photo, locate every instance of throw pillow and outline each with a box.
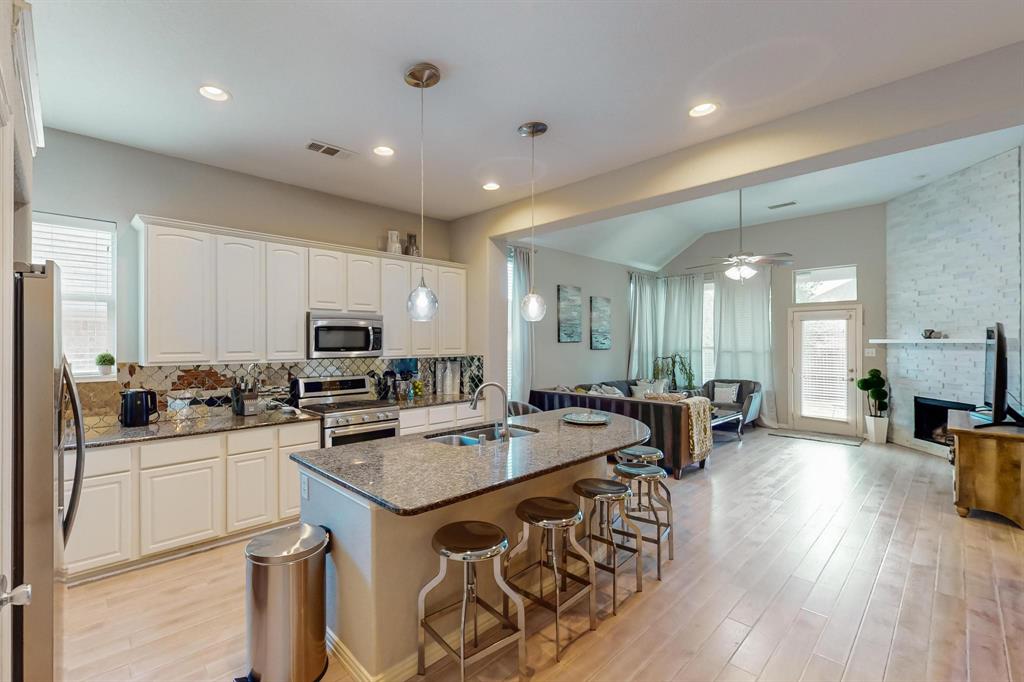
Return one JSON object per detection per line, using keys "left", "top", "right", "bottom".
{"left": 630, "top": 378, "right": 667, "bottom": 398}
{"left": 589, "top": 384, "right": 624, "bottom": 397}
{"left": 713, "top": 382, "right": 740, "bottom": 404}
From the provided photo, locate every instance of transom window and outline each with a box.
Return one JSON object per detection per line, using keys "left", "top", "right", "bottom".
{"left": 794, "top": 265, "right": 857, "bottom": 304}
{"left": 31, "top": 213, "right": 117, "bottom": 379}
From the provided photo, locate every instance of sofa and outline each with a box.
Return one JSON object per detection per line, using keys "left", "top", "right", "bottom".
{"left": 529, "top": 379, "right": 702, "bottom": 478}
{"left": 696, "top": 379, "right": 762, "bottom": 428}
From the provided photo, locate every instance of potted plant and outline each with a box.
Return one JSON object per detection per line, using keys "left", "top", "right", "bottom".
{"left": 857, "top": 368, "right": 889, "bottom": 443}
{"left": 652, "top": 352, "right": 697, "bottom": 393}
{"left": 95, "top": 352, "right": 115, "bottom": 376}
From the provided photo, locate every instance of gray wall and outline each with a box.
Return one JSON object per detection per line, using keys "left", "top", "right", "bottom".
{"left": 660, "top": 204, "right": 888, "bottom": 426}
{"left": 32, "top": 129, "right": 453, "bottom": 362}
{"left": 527, "top": 246, "right": 631, "bottom": 387}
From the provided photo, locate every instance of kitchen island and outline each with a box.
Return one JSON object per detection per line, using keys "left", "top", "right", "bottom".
{"left": 291, "top": 408, "right": 649, "bottom": 681}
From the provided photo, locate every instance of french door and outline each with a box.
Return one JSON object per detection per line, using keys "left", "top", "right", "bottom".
{"left": 791, "top": 307, "right": 860, "bottom": 435}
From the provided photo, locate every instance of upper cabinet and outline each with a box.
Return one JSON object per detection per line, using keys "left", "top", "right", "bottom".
{"left": 380, "top": 259, "right": 412, "bottom": 357}
{"left": 265, "top": 243, "right": 308, "bottom": 361}
{"left": 308, "top": 248, "right": 347, "bottom": 310}
{"left": 140, "top": 223, "right": 216, "bottom": 364}
{"left": 347, "top": 254, "right": 381, "bottom": 312}
{"left": 437, "top": 267, "right": 467, "bottom": 355}
{"left": 409, "top": 264, "right": 438, "bottom": 356}
{"left": 216, "top": 235, "right": 265, "bottom": 362}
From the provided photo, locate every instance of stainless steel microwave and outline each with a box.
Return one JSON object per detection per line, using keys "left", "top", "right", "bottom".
{"left": 308, "top": 311, "right": 383, "bottom": 358}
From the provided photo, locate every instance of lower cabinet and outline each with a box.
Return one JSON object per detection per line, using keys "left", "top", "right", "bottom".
{"left": 140, "top": 457, "right": 225, "bottom": 555}
{"left": 400, "top": 400, "right": 487, "bottom": 435}
{"left": 226, "top": 449, "right": 277, "bottom": 532}
{"left": 63, "top": 472, "right": 132, "bottom": 574}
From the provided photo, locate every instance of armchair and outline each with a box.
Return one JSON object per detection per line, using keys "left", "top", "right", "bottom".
{"left": 698, "top": 379, "right": 762, "bottom": 426}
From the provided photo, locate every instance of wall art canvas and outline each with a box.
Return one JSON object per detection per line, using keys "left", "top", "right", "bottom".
{"left": 557, "top": 285, "right": 582, "bottom": 343}
{"left": 590, "top": 296, "right": 612, "bottom": 350}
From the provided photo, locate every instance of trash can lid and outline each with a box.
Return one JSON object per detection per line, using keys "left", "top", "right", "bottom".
{"left": 245, "top": 523, "right": 329, "bottom": 565}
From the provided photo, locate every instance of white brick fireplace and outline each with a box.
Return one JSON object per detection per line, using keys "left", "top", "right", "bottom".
{"left": 885, "top": 148, "right": 1022, "bottom": 452}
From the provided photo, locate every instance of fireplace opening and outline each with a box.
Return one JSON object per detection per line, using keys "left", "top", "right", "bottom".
{"left": 914, "top": 396, "right": 975, "bottom": 446}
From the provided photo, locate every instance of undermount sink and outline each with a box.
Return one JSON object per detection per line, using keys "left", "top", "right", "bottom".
{"left": 425, "top": 423, "right": 537, "bottom": 447}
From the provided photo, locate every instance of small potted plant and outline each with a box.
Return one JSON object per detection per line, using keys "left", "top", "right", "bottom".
{"left": 95, "top": 352, "right": 115, "bottom": 376}
{"left": 857, "top": 368, "right": 889, "bottom": 443}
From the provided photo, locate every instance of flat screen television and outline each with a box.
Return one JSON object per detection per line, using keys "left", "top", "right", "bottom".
{"left": 976, "top": 322, "right": 1024, "bottom": 428}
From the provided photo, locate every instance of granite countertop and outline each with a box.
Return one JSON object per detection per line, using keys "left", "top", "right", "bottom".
{"left": 291, "top": 408, "right": 650, "bottom": 515}
{"left": 390, "top": 394, "right": 475, "bottom": 409}
{"left": 69, "top": 409, "right": 319, "bottom": 450}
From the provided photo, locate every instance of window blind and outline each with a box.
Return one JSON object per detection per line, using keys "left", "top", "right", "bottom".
{"left": 701, "top": 282, "right": 716, "bottom": 383}
{"left": 799, "top": 318, "right": 848, "bottom": 420}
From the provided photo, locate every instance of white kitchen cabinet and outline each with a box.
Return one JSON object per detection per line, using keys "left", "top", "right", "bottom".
{"left": 279, "top": 442, "right": 316, "bottom": 518}
{"left": 456, "top": 400, "right": 486, "bottom": 425}
{"left": 62, "top": 472, "right": 132, "bottom": 573}
{"left": 266, "top": 243, "right": 308, "bottom": 361}
{"left": 216, "top": 235, "right": 265, "bottom": 362}
{"left": 140, "top": 223, "right": 216, "bottom": 364}
{"left": 308, "top": 248, "right": 347, "bottom": 310}
{"left": 380, "top": 258, "right": 412, "bottom": 357}
{"left": 347, "top": 254, "right": 381, "bottom": 312}
{"left": 140, "top": 458, "right": 225, "bottom": 555}
{"left": 437, "top": 267, "right": 467, "bottom": 355}
{"left": 226, "top": 449, "right": 277, "bottom": 532}
{"left": 409, "top": 264, "right": 438, "bottom": 356}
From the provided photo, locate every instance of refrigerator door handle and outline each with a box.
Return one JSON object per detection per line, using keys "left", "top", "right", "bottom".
{"left": 61, "top": 357, "right": 86, "bottom": 544}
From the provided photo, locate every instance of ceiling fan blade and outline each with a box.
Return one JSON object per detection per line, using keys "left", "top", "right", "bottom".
{"left": 749, "top": 252, "right": 793, "bottom": 261}
{"left": 756, "top": 258, "right": 794, "bottom": 266}
{"left": 686, "top": 262, "right": 729, "bottom": 270}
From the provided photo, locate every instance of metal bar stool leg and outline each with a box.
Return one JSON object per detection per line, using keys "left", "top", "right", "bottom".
{"left": 503, "top": 525, "right": 530, "bottom": 620}
{"left": 492, "top": 555, "right": 528, "bottom": 680}
{"left": 653, "top": 481, "right": 674, "bottom": 561}
{"left": 620, "top": 499, "right": 644, "bottom": 593}
{"left": 547, "top": 528, "right": 563, "bottom": 660}
{"left": 459, "top": 563, "right": 470, "bottom": 682}
{"left": 646, "top": 480, "right": 663, "bottom": 580}
{"left": 417, "top": 555, "right": 448, "bottom": 675}
{"left": 566, "top": 523, "right": 598, "bottom": 631}
{"left": 604, "top": 500, "right": 619, "bottom": 614}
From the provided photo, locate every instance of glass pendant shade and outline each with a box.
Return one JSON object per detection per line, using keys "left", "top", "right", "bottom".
{"left": 724, "top": 264, "right": 757, "bottom": 281}
{"left": 407, "top": 276, "right": 438, "bottom": 321}
{"left": 520, "top": 291, "right": 547, "bottom": 322}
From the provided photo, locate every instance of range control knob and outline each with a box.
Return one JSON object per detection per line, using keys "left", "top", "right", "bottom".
{"left": 336, "top": 417, "right": 349, "bottom": 426}
{"left": 376, "top": 413, "right": 386, "bottom": 420}
{"left": 361, "top": 415, "right": 372, "bottom": 422}
{"left": 384, "top": 412, "right": 394, "bottom": 419}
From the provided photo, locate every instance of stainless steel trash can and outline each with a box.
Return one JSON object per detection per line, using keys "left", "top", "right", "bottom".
{"left": 245, "top": 523, "right": 330, "bottom": 682}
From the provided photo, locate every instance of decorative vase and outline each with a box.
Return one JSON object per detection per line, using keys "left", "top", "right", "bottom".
{"left": 406, "top": 233, "right": 419, "bottom": 257}
{"left": 97, "top": 364, "right": 113, "bottom": 376}
{"left": 865, "top": 415, "right": 888, "bottom": 444}
{"left": 386, "top": 230, "right": 402, "bottom": 254}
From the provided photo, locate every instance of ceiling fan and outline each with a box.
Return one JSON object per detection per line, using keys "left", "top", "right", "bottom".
{"left": 687, "top": 188, "right": 793, "bottom": 280}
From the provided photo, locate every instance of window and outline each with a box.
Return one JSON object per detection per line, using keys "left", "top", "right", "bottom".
{"left": 701, "top": 281, "right": 715, "bottom": 384}
{"left": 32, "top": 213, "right": 116, "bottom": 378}
{"left": 794, "top": 265, "right": 857, "bottom": 304}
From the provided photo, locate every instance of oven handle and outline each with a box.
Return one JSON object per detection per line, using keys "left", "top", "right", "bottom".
{"left": 326, "top": 421, "right": 399, "bottom": 439}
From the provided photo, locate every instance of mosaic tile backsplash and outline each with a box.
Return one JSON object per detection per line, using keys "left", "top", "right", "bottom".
{"left": 78, "top": 355, "right": 484, "bottom": 429}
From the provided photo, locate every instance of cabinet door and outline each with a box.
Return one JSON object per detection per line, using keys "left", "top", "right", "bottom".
{"left": 380, "top": 258, "right": 411, "bottom": 357}
{"left": 144, "top": 225, "right": 216, "bottom": 363}
{"left": 409, "top": 264, "right": 438, "bottom": 356}
{"left": 140, "top": 458, "right": 225, "bottom": 555}
{"left": 227, "top": 449, "right": 277, "bottom": 532}
{"left": 216, "top": 235, "right": 265, "bottom": 362}
{"left": 62, "top": 472, "right": 132, "bottom": 574}
{"left": 266, "top": 243, "right": 309, "bottom": 361}
{"left": 279, "top": 442, "right": 317, "bottom": 518}
{"left": 437, "top": 267, "right": 467, "bottom": 355}
{"left": 308, "top": 248, "right": 347, "bottom": 310}
{"left": 347, "top": 254, "right": 381, "bottom": 312}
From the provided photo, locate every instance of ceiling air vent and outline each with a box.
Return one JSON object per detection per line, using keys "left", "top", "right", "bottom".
{"left": 767, "top": 201, "right": 797, "bottom": 210}
{"left": 305, "top": 139, "right": 357, "bottom": 159}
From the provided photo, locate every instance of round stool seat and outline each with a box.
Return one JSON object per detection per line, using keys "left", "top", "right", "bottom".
{"left": 614, "top": 461, "right": 668, "bottom": 481}
{"left": 619, "top": 445, "right": 664, "bottom": 462}
{"left": 515, "top": 497, "right": 583, "bottom": 528}
{"left": 573, "top": 478, "right": 632, "bottom": 501}
{"left": 431, "top": 521, "right": 509, "bottom": 561}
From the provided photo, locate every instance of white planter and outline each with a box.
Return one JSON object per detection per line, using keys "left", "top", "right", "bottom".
{"left": 97, "top": 364, "right": 113, "bottom": 376}
{"left": 865, "top": 416, "right": 889, "bottom": 444}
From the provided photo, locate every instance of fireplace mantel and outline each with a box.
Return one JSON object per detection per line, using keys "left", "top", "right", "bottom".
{"left": 868, "top": 338, "right": 984, "bottom": 345}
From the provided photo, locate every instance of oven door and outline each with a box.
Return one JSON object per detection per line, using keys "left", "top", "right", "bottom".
{"left": 309, "top": 317, "right": 383, "bottom": 358}
{"left": 324, "top": 421, "right": 399, "bottom": 447}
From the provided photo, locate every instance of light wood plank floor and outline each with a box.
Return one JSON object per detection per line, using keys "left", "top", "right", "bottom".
{"left": 63, "top": 428, "right": 1024, "bottom": 681}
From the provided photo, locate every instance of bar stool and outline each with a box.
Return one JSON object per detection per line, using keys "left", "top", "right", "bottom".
{"left": 503, "top": 497, "right": 597, "bottom": 661}
{"left": 569, "top": 479, "right": 644, "bottom": 615}
{"left": 612, "top": 461, "right": 674, "bottom": 580}
{"left": 616, "top": 445, "right": 665, "bottom": 511}
{"left": 417, "top": 521, "right": 527, "bottom": 681}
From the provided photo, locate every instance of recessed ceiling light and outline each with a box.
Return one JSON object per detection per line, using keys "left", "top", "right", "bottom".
{"left": 482, "top": 182, "right": 500, "bottom": 191}
{"left": 373, "top": 146, "right": 395, "bottom": 157}
{"left": 198, "top": 85, "right": 230, "bottom": 102}
{"left": 688, "top": 102, "right": 718, "bottom": 117}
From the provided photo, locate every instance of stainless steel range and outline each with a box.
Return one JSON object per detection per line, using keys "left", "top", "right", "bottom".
{"left": 289, "top": 375, "right": 399, "bottom": 447}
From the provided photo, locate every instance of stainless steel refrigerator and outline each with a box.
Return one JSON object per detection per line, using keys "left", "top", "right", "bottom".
{"left": 12, "top": 261, "right": 85, "bottom": 681}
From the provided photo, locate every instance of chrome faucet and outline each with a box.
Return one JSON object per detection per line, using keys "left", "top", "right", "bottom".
{"left": 471, "top": 382, "right": 509, "bottom": 442}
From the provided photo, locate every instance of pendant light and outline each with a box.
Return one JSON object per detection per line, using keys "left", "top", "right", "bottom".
{"left": 406, "top": 63, "right": 440, "bottom": 321}
{"left": 724, "top": 188, "right": 757, "bottom": 281}
{"left": 518, "top": 121, "right": 548, "bottom": 322}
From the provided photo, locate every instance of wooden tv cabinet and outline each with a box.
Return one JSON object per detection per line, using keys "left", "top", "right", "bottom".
{"left": 948, "top": 410, "right": 1024, "bottom": 528}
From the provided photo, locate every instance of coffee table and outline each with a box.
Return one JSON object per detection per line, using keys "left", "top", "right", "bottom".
{"left": 711, "top": 409, "right": 744, "bottom": 440}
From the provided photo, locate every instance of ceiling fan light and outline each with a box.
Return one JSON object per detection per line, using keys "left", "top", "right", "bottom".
{"left": 725, "top": 264, "right": 757, "bottom": 281}
{"left": 520, "top": 291, "right": 547, "bottom": 322}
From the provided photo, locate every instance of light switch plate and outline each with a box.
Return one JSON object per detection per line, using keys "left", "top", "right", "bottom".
{"left": 301, "top": 475, "right": 309, "bottom": 500}
{"left": 864, "top": 348, "right": 877, "bottom": 357}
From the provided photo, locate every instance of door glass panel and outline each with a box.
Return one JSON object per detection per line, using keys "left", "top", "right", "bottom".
{"left": 800, "top": 318, "right": 849, "bottom": 421}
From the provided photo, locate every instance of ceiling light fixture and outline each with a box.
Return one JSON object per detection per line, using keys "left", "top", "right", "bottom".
{"left": 482, "top": 182, "right": 500, "bottom": 191}
{"left": 405, "top": 63, "right": 441, "bottom": 322}
{"left": 373, "top": 146, "right": 395, "bottom": 157}
{"left": 518, "top": 121, "right": 548, "bottom": 322}
{"left": 688, "top": 102, "right": 717, "bottom": 117}
{"left": 198, "top": 85, "right": 230, "bottom": 102}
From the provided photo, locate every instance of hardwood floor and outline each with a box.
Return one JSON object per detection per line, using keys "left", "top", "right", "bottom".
{"left": 62, "top": 428, "right": 1024, "bottom": 682}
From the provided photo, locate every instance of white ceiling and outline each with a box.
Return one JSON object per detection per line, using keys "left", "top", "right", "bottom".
{"left": 32, "top": 1, "right": 1024, "bottom": 221}
{"left": 530, "top": 125, "right": 1024, "bottom": 271}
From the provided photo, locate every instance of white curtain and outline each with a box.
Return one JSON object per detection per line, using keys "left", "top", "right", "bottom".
{"left": 508, "top": 246, "right": 534, "bottom": 402}
{"left": 658, "top": 274, "right": 704, "bottom": 387}
{"left": 627, "top": 272, "right": 659, "bottom": 379}
{"left": 713, "top": 267, "right": 778, "bottom": 426}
